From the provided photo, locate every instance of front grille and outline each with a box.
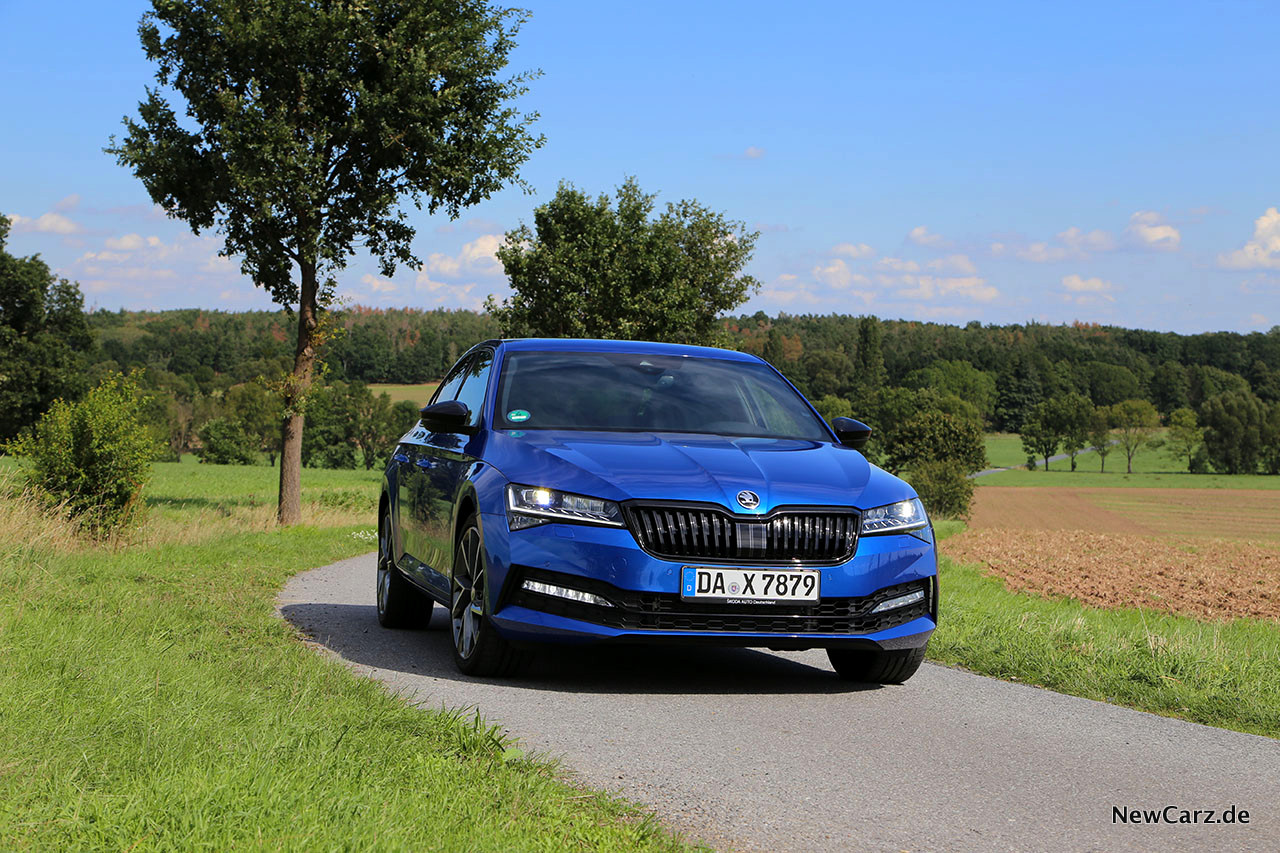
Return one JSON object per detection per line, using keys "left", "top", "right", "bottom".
{"left": 507, "top": 567, "right": 930, "bottom": 635}
{"left": 625, "top": 503, "right": 859, "bottom": 565}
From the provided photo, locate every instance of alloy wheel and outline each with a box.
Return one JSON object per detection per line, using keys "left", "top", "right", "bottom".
{"left": 451, "top": 526, "right": 485, "bottom": 659}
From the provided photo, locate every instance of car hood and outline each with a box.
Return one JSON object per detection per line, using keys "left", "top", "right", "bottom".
{"left": 482, "top": 429, "right": 914, "bottom": 513}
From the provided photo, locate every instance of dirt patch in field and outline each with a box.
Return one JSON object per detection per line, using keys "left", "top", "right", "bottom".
{"left": 968, "top": 486, "right": 1280, "bottom": 544}
{"left": 948, "top": 487, "right": 1280, "bottom": 622}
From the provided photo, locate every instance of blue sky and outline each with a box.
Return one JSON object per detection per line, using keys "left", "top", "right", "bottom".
{"left": 2, "top": 1, "right": 1278, "bottom": 333}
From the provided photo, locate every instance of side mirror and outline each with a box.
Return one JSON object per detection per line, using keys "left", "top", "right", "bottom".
{"left": 419, "top": 399, "right": 472, "bottom": 433}
{"left": 831, "top": 417, "right": 872, "bottom": 450}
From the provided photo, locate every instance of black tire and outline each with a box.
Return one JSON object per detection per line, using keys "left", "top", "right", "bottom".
{"left": 376, "top": 513, "right": 432, "bottom": 629}
{"left": 450, "top": 514, "right": 526, "bottom": 677}
{"left": 827, "top": 645, "right": 926, "bottom": 684}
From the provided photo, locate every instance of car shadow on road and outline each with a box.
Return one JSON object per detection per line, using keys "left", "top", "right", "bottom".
{"left": 280, "top": 601, "right": 882, "bottom": 696}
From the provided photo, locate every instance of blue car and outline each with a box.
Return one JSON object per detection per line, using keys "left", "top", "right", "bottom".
{"left": 377, "top": 338, "right": 937, "bottom": 681}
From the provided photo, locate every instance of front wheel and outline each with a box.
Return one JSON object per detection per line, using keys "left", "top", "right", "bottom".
{"left": 450, "top": 514, "right": 525, "bottom": 677}
{"left": 827, "top": 645, "right": 926, "bottom": 684}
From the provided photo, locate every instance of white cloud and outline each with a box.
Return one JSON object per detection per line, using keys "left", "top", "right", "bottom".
{"left": 1061, "top": 274, "right": 1116, "bottom": 305}
{"left": 811, "top": 258, "right": 870, "bottom": 289}
{"left": 1016, "top": 242, "right": 1068, "bottom": 263}
{"left": 927, "top": 254, "right": 977, "bottom": 274}
{"left": 425, "top": 252, "right": 461, "bottom": 277}
{"left": 908, "top": 225, "right": 945, "bottom": 247}
{"left": 1125, "top": 211, "right": 1181, "bottom": 251}
{"left": 1249, "top": 312, "right": 1269, "bottom": 327}
{"left": 1218, "top": 207, "right": 1280, "bottom": 270}
{"left": 361, "top": 273, "right": 398, "bottom": 294}
{"left": 1058, "top": 226, "right": 1117, "bottom": 253}
{"left": 6, "top": 211, "right": 82, "bottom": 235}
{"left": 744, "top": 146, "right": 766, "bottom": 159}
{"left": 53, "top": 194, "right": 81, "bottom": 212}
{"left": 1062, "top": 274, "right": 1111, "bottom": 292}
{"left": 77, "top": 250, "right": 132, "bottom": 264}
{"left": 877, "top": 256, "right": 920, "bottom": 273}
{"left": 893, "top": 274, "right": 998, "bottom": 302}
{"left": 831, "top": 242, "right": 874, "bottom": 259}
{"left": 426, "top": 233, "right": 505, "bottom": 279}
{"left": 105, "top": 233, "right": 145, "bottom": 250}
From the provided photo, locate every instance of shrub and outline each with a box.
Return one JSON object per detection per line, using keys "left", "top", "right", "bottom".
{"left": 8, "top": 373, "right": 155, "bottom": 534}
{"left": 904, "top": 459, "right": 975, "bottom": 520}
{"left": 196, "top": 417, "right": 258, "bottom": 465}
{"left": 883, "top": 409, "right": 986, "bottom": 476}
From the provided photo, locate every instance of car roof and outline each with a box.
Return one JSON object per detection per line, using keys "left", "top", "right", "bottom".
{"left": 494, "top": 338, "right": 762, "bottom": 362}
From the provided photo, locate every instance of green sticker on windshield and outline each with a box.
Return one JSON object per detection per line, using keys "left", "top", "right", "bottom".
{"left": 506, "top": 409, "right": 531, "bottom": 423}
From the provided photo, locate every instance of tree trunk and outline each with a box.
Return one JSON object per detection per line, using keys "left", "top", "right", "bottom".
{"left": 277, "top": 259, "right": 321, "bottom": 525}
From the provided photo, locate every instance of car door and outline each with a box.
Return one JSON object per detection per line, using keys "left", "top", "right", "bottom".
{"left": 404, "top": 348, "right": 494, "bottom": 596}
{"left": 397, "top": 357, "right": 470, "bottom": 591}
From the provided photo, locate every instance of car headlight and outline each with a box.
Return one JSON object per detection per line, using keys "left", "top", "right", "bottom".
{"left": 860, "top": 497, "right": 930, "bottom": 540}
{"left": 506, "top": 485, "right": 624, "bottom": 530}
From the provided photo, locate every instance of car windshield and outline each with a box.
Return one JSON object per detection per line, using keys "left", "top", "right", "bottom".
{"left": 495, "top": 351, "right": 832, "bottom": 441}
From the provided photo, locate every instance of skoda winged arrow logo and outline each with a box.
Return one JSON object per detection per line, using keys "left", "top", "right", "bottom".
{"left": 736, "top": 490, "right": 760, "bottom": 510}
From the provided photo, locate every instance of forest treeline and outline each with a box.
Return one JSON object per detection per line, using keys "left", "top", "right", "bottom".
{"left": 6, "top": 301, "right": 1280, "bottom": 473}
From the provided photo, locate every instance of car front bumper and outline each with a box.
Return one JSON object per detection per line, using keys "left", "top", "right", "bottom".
{"left": 480, "top": 511, "right": 938, "bottom": 650}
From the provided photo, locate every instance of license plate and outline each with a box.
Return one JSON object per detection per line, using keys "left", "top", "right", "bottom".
{"left": 680, "top": 566, "right": 820, "bottom": 603}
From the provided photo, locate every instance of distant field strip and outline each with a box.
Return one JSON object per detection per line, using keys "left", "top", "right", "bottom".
{"left": 369, "top": 382, "right": 439, "bottom": 407}
{"left": 968, "top": 486, "right": 1280, "bottom": 543}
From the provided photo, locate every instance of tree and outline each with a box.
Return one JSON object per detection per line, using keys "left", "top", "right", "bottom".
{"left": 110, "top": 0, "right": 541, "bottom": 524}
{"left": 902, "top": 360, "right": 996, "bottom": 424}
{"left": 800, "top": 349, "right": 854, "bottom": 399}
{"left": 994, "top": 353, "right": 1041, "bottom": 433}
{"left": 1200, "top": 391, "right": 1265, "bottom": 474}
{"left": 1261, "top": 403, "right": 1280, "bottom": 475}
{"left": 1150, "top": 361, "right": 1189, "bottom": 415}
{"left": 883, "top": 410, "right": 987, "bottom": 477}
{"left": 348, "top": 384, "right": 417, "bottom": 470}
{"left": 9, "top": 373, "right": 155, "bottom": 534}
{"left": 1019, "top": 402, "right": 1061, "bottom": 471}
{"left": 1087, "top": 407, "right": 1114, "bottom": 473}
{"left": 1083, "top": 361, "right": 1141, "bottom": 407}
{"left": 225, "top": 381, "right": 283, "bottom": 465}
{"left": 1111, "top": 399, "right": 1160, "bottom": 474}
{"left": 1165, "top": 407, "right": 1205, "bottom": 473}
{"left": 1051, "top": 393, "right": 1094, "bottom": 471}
{"left": 0, "top": 217, "right": 94, "bottom": 441}
{"left": 196, "top": 417, "right": 258, "bottom": 465}
{"left": 486, "top": 178, "right": 760, "bottom": 345}
{"left": 851, "top": 316, "right": 887, "bottom": 399}
{"left": 812, "top": 394, "right": 853, "bottom": 423}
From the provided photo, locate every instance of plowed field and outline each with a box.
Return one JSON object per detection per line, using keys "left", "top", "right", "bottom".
{"left": 945, "top": 487, "right": 1280, "bottom": 621}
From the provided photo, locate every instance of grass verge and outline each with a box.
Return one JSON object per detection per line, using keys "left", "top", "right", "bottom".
{"left": 0, "top": 470, "right": 692, "bottom": 851}
{"left": 930, "top": 521, "right": 1280, "bottom": 739}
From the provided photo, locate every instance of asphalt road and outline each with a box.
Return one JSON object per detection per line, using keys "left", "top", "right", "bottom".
{"left": 280, "top": 553, "right": 1280, "bottom": 853}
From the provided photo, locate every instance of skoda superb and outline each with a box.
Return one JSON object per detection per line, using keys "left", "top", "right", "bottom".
{"left": 377, "top": 339, "right": 937, "bottom": 681}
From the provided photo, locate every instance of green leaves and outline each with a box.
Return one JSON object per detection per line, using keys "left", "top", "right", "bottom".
{"left": 488, "top": 177, "right": 760, "bottom": 346}
{"left": 110, "top": 0, "right": 543, "bottom": 304}
{"left": 9, "top": 373, "right": 157, "bottom": 535}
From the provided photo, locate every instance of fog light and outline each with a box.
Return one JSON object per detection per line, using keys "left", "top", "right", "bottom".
{"left": 521, "top": 579, "right": 614, "bottom": 608}
{"left": 870, "top": 588, "right": 926, "bottom": 613}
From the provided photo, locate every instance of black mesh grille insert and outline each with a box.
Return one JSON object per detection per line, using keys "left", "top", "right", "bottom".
{"left": 507, "top": 567, "right": 930, "bottom": 636}
{"left": 625, "top": 504, "right": 859, "bottom": 565}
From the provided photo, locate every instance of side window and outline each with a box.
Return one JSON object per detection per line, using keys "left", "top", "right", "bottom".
{"left": 452, "top": 350, "right": 494, "bottom": 427}
{"left": 429, "top": 356, "right": 471, "bottom": 407}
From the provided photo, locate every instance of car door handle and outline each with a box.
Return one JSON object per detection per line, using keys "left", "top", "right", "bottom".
{"left": 392, "top": 452, "right": 409, "bottom": 464}
{"left": 415, "top": 458, "right": 436, "bottom": 469}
